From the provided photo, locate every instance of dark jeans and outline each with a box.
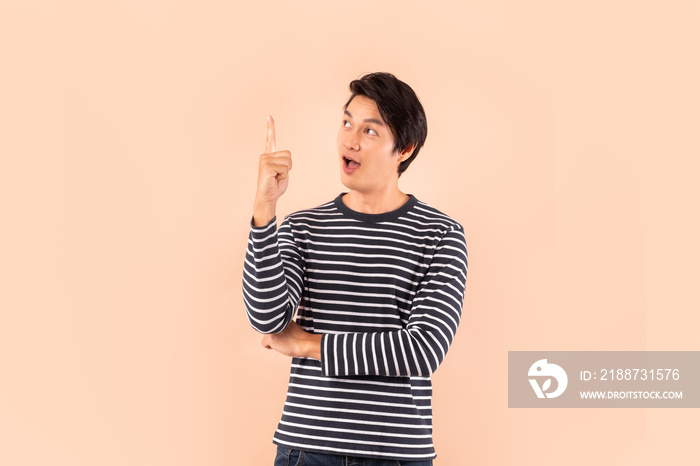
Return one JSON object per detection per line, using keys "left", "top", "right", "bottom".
{"left": 274, "top": 446, "right": 434, "bottom": 466}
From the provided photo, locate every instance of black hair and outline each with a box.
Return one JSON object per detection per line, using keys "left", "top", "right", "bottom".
{"left": 343, "top": 72, "right": 427, "bottom": 177}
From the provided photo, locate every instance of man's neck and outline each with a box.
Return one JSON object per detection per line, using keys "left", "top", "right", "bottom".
{"left": 341, "top": 188, "right": 410, "bottom": 215}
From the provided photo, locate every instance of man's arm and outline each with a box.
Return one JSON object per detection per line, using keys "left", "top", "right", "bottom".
{"left": 263, "top": 226, "right": 468, "bottom": 375}
{"left": 321, "top": 226, "right": 467, "bottom": 377}
{"left": 242, "top": 116, "right": 301, "bottom": 334}
{"left": 242, "top": 216, "right": 304, "bottom": 334}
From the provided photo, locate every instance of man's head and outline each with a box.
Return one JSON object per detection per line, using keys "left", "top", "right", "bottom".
{"left": 338, "top": 72, "right": 428, "bottom": 186}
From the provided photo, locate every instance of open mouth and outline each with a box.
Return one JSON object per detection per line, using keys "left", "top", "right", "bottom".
{"left": 343, "top": 156, "right": 360, "bottom": 170}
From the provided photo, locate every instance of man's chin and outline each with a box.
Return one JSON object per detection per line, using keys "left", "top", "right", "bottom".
{"left": 339, "top": 172, "right": 356, "bottom": 191}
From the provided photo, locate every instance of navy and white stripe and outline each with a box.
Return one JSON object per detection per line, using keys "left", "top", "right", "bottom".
{"left": 242, "top": 193, "right": 468, "bottom": 461}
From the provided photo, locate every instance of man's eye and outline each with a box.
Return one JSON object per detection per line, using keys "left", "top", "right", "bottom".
{"left": 343, "top": 120, "right": 351, "bottom": 127}
{"left": 366, "top": 128, "right": 377, "bottom": 135}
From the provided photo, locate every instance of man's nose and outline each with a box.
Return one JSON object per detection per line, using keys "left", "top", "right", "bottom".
{"left": 343, "top": 131, "right": 360, "bottom": 151}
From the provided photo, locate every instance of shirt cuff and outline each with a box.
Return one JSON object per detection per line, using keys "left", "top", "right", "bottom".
{"left": 250, "top": 215, "right": 277, "bottom": 230}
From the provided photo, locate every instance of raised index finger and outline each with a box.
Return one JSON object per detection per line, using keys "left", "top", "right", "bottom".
{"left": 265, "top": 115, "right": 276, "bottom": 153}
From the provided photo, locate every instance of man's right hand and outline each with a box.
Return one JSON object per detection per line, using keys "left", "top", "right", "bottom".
{"left": 253, "top": 115, "right": 292, "bottom": 227}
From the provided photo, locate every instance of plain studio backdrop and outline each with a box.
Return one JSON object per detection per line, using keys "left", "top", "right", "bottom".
{"left": 1, "top": 1, "right": 699, "bottom": 465}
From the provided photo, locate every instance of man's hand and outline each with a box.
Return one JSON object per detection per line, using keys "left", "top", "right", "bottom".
{"left": 253, "top": 115, "right": 292, "bottom": 227}
{"left": 261, "top": 321, "right": 322, "bottom": 360}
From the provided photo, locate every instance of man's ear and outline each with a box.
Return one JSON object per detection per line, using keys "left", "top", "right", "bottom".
{"left": 399, "top": 143, "right": 417, "bottom": 163}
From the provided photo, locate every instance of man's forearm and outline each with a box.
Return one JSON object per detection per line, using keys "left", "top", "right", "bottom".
{"left": 305, "top": 334, "right": 322, "bottom": 360}
{"left": 243, "top": 218, "right": 301, "bottom": 334}
{"left": 252, "top": 201, "right": 276, "bottom": 227}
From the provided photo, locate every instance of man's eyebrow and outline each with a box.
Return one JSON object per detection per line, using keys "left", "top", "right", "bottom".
{"left": 344, "top": 109, "right": 385, "bottom": 126}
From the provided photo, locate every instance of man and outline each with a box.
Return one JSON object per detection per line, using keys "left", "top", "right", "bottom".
{"left": 243, "top": 72, "right": 468, "bottom": 465}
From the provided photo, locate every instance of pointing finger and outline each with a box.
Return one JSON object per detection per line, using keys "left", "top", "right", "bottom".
{"left": 265, "top": 115, "right": 276, "bottom": 154}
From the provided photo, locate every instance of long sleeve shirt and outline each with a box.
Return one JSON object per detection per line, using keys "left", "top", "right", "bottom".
{"left": 242, "top": 193, "right": 468, "bottom": 461}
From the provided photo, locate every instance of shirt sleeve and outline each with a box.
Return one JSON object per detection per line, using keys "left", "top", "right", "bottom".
{"left": 320, "top": 225, "right": 468, "bottom": 377}
{"left": 242, "top": 216, "right": 305, "bottom": 334}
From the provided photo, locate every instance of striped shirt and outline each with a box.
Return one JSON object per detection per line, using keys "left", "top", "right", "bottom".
{"left": 242, "top": 193, "right": 468, "bottom": 461}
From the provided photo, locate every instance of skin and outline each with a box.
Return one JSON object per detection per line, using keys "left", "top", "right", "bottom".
{"left": 254, "top": 95, "right": 416, "bottom": 360}
{"left": 338, "top": 95, "right": 415, "bottom": 213}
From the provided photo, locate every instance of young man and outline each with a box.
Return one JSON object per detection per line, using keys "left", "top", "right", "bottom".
{"left": 243, "top": 72, "right": 468, "bottom": 465}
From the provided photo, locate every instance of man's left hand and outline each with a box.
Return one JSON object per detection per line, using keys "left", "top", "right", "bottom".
{"left": 261, "top": 321, "right": 322, "bottom": 360}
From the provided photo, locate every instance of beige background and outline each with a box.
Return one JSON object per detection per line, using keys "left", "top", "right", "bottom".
{"left": 2, "top": 1, "right": 699, "bottom": 465}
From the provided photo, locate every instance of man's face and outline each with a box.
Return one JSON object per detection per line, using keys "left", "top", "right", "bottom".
{"left": 337, "top": 95, "right": 404, "bottom": 194}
